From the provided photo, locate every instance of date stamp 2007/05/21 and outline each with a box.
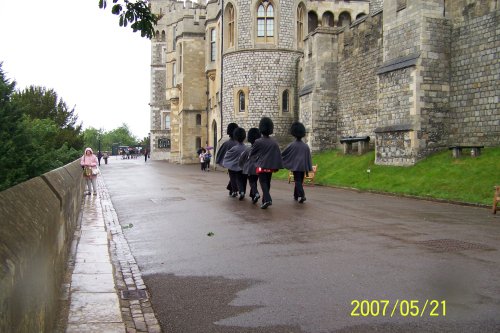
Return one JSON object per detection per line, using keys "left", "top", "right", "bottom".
{"left": 351, "top": 300, "right": 446, "bottom": 317}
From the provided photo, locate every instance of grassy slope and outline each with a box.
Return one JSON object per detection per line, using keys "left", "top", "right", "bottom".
{"left": 275, "top": 147, "right": 500, "bottom": 206}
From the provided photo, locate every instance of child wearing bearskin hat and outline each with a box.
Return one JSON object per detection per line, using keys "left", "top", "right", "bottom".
{"left": 248, "top": 117, "right": 283, "bottom": 209}
{"left": 281, "top": 122, "right": 313, "bottom": 203}
{"left": 222, "top": 127, "right": 248, "bottom": 200}
{"left": 239, "top": 128, "right": 262, "bottom": 203}
{"left": 216, "top": 122, "right": 239, "bottom": 196}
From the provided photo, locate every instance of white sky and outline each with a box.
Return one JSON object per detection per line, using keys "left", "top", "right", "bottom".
{"left": 0, "top": 0, "right": 151, "bottom": 139}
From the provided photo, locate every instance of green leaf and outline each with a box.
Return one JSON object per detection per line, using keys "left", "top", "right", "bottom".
{"left": 111, "top": 4, "right": 122, "bottom": 15}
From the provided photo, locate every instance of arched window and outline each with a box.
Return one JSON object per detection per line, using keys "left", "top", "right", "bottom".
{"left": 322, "top": 11, "right": 334, "bottom": 27}
{"left": 282, "top": 90, "right": 289, "bottom": 112}
{"left": 161, "top": 30, "right": 166, "bottom": 42}
{"left": 227, "top": 4, "right": 235, "bottom": 48}
{"left": 172, "top": 26, "right": 176, "bottom": 50}
{"left": 356, "top": 13, "right": 366, "bottom": 20}
{"left": 308, "top": 11, "right": 318, "bottom": 33}
{"left": 156, "top": 30, "right": 160, "bottom": 41}
{"left": 196, "top": 114, "right": 202, "bottom": 125}
{"left": 238, "top": 91, "right": 246, "bottom": 112}
{"left": 257, "top": 1, "right": 274, "bottom": 42}
{"left": 297, "top": 4, "right": 305, "bottom": 49}
{"left": 338, "top": 12, "right": 351, "bottom": 27}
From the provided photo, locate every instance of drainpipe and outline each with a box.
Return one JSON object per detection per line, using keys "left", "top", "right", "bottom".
{"left": 220, "top": 0, "right": 224, "bottom": 140}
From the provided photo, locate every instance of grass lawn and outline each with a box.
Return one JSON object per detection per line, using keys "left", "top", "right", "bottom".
{"left": 274, "top": 147, "right": 500, "bottom": 206}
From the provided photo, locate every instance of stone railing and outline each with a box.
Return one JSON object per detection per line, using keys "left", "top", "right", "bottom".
{"left": 0, "top": 159, "right": 84, "bottom": 332}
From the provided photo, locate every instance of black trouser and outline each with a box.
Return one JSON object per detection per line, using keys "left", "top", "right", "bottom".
{"left": 236, "top": 172, "right": 247, "bottom": 194}
{"left": 293, "top": 171, "right": 305, "bottom": 199}
{"left": 200, "top": 162, "right": 205, "bottom": 170}
{"left": 247, "top": 175, "right": 259, "bottom": 198}
{"left": 227, "top": 170, "right": 239, "bottom": 194}
{"left": 258, "top": 172, "right": 273, "bottom": 203}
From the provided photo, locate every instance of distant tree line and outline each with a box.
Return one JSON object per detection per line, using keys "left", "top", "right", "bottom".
{"left": 0, "top": 63, "right": 146, "bottom": 191}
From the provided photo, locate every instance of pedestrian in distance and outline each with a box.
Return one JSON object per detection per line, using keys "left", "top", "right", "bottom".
{"left": 80, "top": 147, "right": 99, "bottom": 195}
{"left": 239, "top": 127, "right": 261, "bottom": 204}
{"left": 203, "top": 150, "right": 212, "bottom": 171}
{"left": 281, "top": 122, "right": 313, "bottom": 203}
{"left": 97, "top": 150, "right": 103, "bottom": 166}
{"left": 249, "top": 117, "right": 283, "bottom": 209}
{"left": 144, "top": 149, "right": 148, "bottom": 162}
{"left": 199, "top": 148, "right": 207, "bottom": 171}
{"left": 223, "top": 127, "right": 247, "bottom": 200}
{"left": 103, "top": 151, "right": 109, "bottom": 165}
{"left": 216, "top": 123, "right": 239, "bottom": 196}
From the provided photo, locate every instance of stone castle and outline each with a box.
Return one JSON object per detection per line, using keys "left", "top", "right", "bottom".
{"left": 149, "top": 0, "right": 499, "bottom": 166}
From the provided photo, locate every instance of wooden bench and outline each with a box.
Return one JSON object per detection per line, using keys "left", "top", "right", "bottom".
{"left": 340, "top": 136, "right": 370, "bottom": 155}
{"left": 493, "top": 186, "right": 500, "bottom": 214}
{"left": 288, "top": 165, "right": 318, "bottom": 186}
{"left": 448, "top": 145, "right": 484, "bottom": 158}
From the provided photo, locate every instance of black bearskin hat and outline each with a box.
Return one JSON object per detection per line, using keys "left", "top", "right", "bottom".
{"left": 259, "top": 117, "right": 274, "bottom": 136}
{"left": 247, "top": 128, "right": 261, "bottom": 144}
{"left": 290, "top": 122, "right": 306, "bottom": 139}
{"left": 226, "top": 123, "right": 239, "bottom": 137}
{"left": 233, "top": 127, "right": 246, "bottom": 143}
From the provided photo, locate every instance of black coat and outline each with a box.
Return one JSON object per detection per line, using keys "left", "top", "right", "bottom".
{"left": 216, "top": 138, "right": 237, "bottom": 166}
{"left": 281, "top": 140, "right": 313, "bottom": 172}
{"left": 222, "top": 143, "right": 247, "bottom": 171}
{"left": 249, "top": 136, "right": 283, "bottom": 170}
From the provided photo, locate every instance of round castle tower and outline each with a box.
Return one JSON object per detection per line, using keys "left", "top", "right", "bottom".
{"left": 221, "top": 0, "right": 303, "bottom": 144}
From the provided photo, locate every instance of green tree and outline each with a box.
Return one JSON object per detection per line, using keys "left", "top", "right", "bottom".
{"left": 99, "top": 0, "right": 159, "bottom": 38}
{"left": 83, "top": 123, "right": 138, "bottom": 154}
{"left": 12, "top": 86, "right": 84, "bottom": 151}
{"left": 0, "top": 63, "right": 82, "bottom": 191}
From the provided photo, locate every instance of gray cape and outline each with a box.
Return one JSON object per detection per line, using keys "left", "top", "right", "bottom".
{"left": 222, "top": 143, "right": 247, "bottom": 171}
{"left": 216, "top": 138, "right": 237, "bottom": 166}
{"left": 249, "top": 136, "right": 283, "bottom": 170}
{"left": 281, "top": 140, "right": 313, "bottom": 172}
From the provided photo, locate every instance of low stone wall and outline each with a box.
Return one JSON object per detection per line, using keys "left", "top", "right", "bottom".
{"left": 0, "top": 160, "right": 84, "bottom": 333}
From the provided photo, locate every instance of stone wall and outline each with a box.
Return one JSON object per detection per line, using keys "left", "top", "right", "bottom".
{"left": 222, "top": 49, "right": 301, "bottom": 144}
{"left": 337, "top": 13, "right": 383, "bottom": 144}
{"left": 0, "top": 160, "right": 85, "bottom": 332}
{"left": 449, "top": 8, "right": 500, "bottom": 146}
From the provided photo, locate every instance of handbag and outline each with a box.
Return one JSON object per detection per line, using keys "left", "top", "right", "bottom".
{"left": 91, "top": 167, "right": 100, "bottom": 176}
{"left": 84, "top": 167, "right": 92, "bottom": 177}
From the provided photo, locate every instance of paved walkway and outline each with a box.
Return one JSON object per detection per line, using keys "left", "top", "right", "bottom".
{"left": 60, "top": 176, "right": 161, "bottom": 333}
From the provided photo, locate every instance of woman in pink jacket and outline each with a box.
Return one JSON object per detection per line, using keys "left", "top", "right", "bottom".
{"left": 80, "top": 147, "right": 98, "bottom": 195}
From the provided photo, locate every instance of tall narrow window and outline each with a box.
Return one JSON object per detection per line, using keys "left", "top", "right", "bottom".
{"left": 257, "top": 2, "right": 274, "bottom": 41}
{"left": 164, "top": 114, "right": 171, "bottom": 129}
{"left": 238, "top": 91, "right": 245, "bottom": 112}
{"left": 228, "top": 4, "right": 235, "bottom": 47}
{"left": 179, "top": 44, "right": 183, "bottom": 72}
{"left": 210, "top": 28, "right": 217, "bottom": 61}
{"left": 161, "top": 30, "right": 165, "bottom": 41}
{"left": 308, "top": 11, "right": 318, "bottom": 33}
{"left": 172, "top": 26, "right": 176, "bottom": 50}
{"left": 297, "top": 4, "right": 305, "bottom": 48}
{"left": 172, "top": 63, "right": 177, "bottom": 86}
{"left": 196, "top": 114, "right": 202, "bottom": 125}
{"left": 282, "top": 90, "right": 289, "bottom": 112}
{"left": 322, "top": 11, "right": 334, "bottom": 27}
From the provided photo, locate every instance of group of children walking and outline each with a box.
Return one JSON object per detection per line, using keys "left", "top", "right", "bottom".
{"left": 215, "top": 117, "right": 313, "bottom": 209}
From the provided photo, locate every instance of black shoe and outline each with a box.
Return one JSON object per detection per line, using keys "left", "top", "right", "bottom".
{"left": 299, "top": 197, "right": 306, "bottom": 203}
{"left": 252, "top": 193, "right": 260, "bottom": 204}
{"left": 294, "top": 196, "right": 298, "bottom": 201}
{"left": 239, "top": 192, "right": 245, "bottom": 200}
{"left": 231, "top": 192, "right": 238, "bottom": 197}
{"left": 260, "top": 201, "right": 271, "bottom": 209}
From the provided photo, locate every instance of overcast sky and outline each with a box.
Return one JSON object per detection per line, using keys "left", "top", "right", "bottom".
{"left": 0, "top": 0, "right": 151, "bottom": 139}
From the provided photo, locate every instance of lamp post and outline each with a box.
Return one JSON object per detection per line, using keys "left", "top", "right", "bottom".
{"left": 97, "top": 133, "right": 102, "bottom": 166}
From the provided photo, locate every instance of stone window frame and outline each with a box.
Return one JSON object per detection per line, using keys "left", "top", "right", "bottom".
{"left": 296, "top": 2, "right": 306, "bottom": 49}
{"left": 252, "top": 0, "right": 279, "bottom": 46}
{"left": 278, "top": 87, "right": 294, "bottom": 117}
{"left": 224, "top": 2, "right": 237, "bottom": 51}
{"left": 233, "top": 87, "right": 249, "bottom": 117}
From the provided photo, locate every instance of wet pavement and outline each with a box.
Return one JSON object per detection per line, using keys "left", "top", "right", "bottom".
{"left": 57, "top": 175, "right": 161, "bottom": 333}
{"left": 72, "top": 157, "right": 500, "bottom": 333}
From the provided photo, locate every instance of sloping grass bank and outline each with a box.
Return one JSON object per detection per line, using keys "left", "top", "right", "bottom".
{"left": 275, "top": 147, "right": 500, "bottom": 206}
